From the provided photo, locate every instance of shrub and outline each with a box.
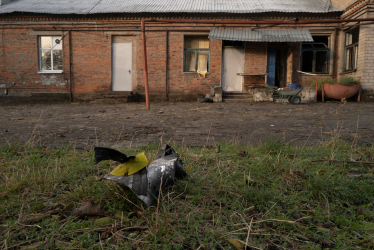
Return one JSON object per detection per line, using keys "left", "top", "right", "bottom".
{"left": 340, "top": 77, "right": 361, "bottom": 86}
{"left": 311, "top": 78, "right": 338, "bottom": 90}
{"left": 311, "top": 77, "right": 360, "bottom": 89}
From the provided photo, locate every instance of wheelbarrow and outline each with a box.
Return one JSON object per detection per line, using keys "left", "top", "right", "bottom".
{"left": 261, "top": 85, "right": 304, "bottom": 104}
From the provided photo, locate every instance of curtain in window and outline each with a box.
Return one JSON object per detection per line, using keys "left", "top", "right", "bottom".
{"left": 184, "top": 36, "right": 209, "bottom": 72}
{"left": 197, "top": 51, "right": 208, "bottom": 72}
{"left": 189, "top": 53, "right": 196, "bottom": 72}
{"left": 185, "top": 37, "right": 209, "bottom": 49}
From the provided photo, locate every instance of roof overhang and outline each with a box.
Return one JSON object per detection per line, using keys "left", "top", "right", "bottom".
{"left": 209, "top": 28, "right": 314, "bottom": 42}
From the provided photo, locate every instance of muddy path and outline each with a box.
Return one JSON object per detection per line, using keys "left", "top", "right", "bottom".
{"left": 1, "top": 101, "right": 373, "bottom": 150}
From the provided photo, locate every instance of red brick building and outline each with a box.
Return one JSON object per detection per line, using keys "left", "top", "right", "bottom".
{"left": 0, "top": 0, "right": 373, "bottom": 102}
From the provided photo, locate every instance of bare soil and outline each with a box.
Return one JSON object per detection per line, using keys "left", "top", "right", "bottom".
{"left": 1, "top": 100, "right": 373, "bottom": 149}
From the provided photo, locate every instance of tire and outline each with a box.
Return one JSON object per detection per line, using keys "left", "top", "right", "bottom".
{"left": 290, "top": 95, "right": 301, "bottom": 105}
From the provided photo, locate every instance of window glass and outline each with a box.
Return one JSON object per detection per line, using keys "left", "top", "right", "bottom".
{"left": 345, "top": 47, "right": 352, "bottom": 71}
{"left": 41, "top": 50, "right": 52, "bottom": 70}
{"left": 52, "top": 36, "right": 62, "bottom": 50}
{"left": 351, "top": 29, "right": 359, "bottom": 44}
{"left": 302, "top": 44, "right": 313, "bottom": 49}
{"left": 302, "top": 51, "right": 313, "bottom": 72}
{"left": 301, "top": 35, "right": 330, "bottom": 74}
{"left": 344, "top": 28, "right": 359, "bottom": 71}
{"left": 185, "top": 51, "right": 196, "bottom": 72}
{"left": 184, "top": 36, "right": 209, "bottom": 49}
{"left": 315, "top": 51, "right": 328, "bottom": 73}
{"left": 184, "top": 36, "right": 210, "bottom": 72}
{"left": 53, "top": 50, "right": 63, "bottom": 70}
{"left": 39, "top": 36, "right": 63, "bottom": 72}
{"left": 313, "top": 36, "right": 329, "bottom": 47}
{"left": 197, "top": 51, "right": 209, "bottom": 72}
{"left": 41, "top": 37, "right": 52, "bottom": 49}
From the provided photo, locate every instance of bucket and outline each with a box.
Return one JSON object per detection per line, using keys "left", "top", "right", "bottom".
{"left": 288, "top": 83, "right": 298, "bottom": 89}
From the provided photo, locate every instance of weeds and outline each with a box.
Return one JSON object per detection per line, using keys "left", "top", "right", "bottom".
{"left": 1, "top": 139, "right": 374, "bottom": 249}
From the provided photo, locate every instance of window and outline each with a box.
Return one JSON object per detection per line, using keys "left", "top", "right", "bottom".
{"left": 184, "top": 36, "right": 210, "bottom": 72}
{"left": 301, "top": 36, "right": 330, "bottom": 74}
{"left": 344, "top": 28, "right": 359, "bottom": 71}
{"left": 39, "top": 36, "right": 63, "bottom": 73}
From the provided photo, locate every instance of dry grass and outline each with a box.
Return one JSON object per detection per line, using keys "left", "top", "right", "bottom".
{"left": 1, "top": 137, "right": 374, "bottom": 249}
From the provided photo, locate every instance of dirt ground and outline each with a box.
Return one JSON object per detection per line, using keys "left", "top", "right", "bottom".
{"left": 1, "top": 100, "right": 373, "bottom": 150}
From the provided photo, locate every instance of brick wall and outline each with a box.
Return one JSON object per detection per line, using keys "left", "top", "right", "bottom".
{"left": 163, "top": 33, "right": 222, "bottom": 97}
{"left": 2, "top": 14, "right": 351, "bottom": 100}
{"left": 71, "top": 31, "right": 111, "bottom": 93}
{"left": 362, "top": 11, "right": 374, "bottom": 90}
{"left": 243, "top": 42, "right": 267, "bottom": 88}
{"left": 0, "top": 28, "right": 68, "bottom": 95}
{"left": 333, "top": 10, "right": 374, "bottom": 90}
{"left": 331, "top": 0, "right": 358, "bottom": 10}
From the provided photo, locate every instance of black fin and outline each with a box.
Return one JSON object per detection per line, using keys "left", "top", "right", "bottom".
{"left": 94, "top": 147, "right": 135, "bottom": 165}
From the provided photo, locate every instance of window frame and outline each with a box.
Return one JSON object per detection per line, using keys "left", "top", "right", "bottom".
{"left": 344, "top": 27, "right": 359, "bottom": 72}
{"left": 183, "top": 35, "right": 210, "bottom": 73}
{"left": 300, "top": 34, "right": 331, "bottom": 74}
{"left": 38, "top": 36, "right": 63, "bottom": 73}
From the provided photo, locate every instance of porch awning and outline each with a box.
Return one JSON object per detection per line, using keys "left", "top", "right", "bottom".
{"left": 209, "top": 28, "right": 313, "bottom": 42}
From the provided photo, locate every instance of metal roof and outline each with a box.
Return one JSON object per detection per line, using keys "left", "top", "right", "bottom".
{"left": 209, "top": 28, "right": 314, "bottom": 42}
{"left": 0, "top": 0, "right": 342, "bottom": 15}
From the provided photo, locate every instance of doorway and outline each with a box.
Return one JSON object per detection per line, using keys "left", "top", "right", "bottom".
{"left": 267, "top": 47, "right": 287, "bottom": 87}
{"left": 222, "top": 41, "right": 245, "bottom": 92}
{"left": 112, "top": 37, "right": 132, "bottom": 91}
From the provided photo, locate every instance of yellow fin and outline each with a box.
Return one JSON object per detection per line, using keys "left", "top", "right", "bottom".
{"left": 110, "top": 152, "right": 148, "bottom": 176}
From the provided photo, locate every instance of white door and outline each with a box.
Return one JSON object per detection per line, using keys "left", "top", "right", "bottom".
{"left": 222, "top": 47, "right": 245, "bottom": 92}
{"left": 112, "top": 40, "right": 132, "bottom": 91}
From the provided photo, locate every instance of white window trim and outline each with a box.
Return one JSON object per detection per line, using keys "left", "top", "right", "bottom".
{"left": 38, "top": 70, "right": 63, "bottom": 74}
{"left": 343, "top": 28, "right": 359, "bottom": 72}
{"left": 38, "top": 36, "right": 63, "bottom": 73}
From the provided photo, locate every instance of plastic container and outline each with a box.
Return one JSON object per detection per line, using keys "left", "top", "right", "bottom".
{"left": 288, "top": 83, "right": 298, "bottom": 89}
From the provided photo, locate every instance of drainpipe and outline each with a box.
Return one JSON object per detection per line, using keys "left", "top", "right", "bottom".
{"left": 165, "top": 30, "right": 168, "bottom": 100}
{"left": 141, "top": 19, "right": 151, "bottom": 109}
{"left": 252, "top": 18, "right": 299, "bottom": 30}
{"left": 69, "top": 30, "right": 73, "bottom": 102}
{"left": 332, "top": 28, "right": 339, "bottom": 81}
{"left": 144, "top": 18, "right": 374, "bottom": 25}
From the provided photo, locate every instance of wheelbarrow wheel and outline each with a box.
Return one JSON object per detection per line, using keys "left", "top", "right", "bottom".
{"left": 290, "top": 95, "right": 301, "bottom": 105}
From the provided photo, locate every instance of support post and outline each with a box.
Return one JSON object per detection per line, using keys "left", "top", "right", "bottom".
{"left": 315, "top": 75, "right": 318, "bottom": 103}
{"left": 165, "top": 30, "right": 168, "bottom": 100}
{"left": 69, "top": 30, "right": 73, "bottom": 102}
{"left": 142, "top": 19, "right": 150, "bottom": 109}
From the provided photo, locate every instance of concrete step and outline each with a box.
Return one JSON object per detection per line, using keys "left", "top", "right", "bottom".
{"left": 224, "top": 98, "right": 254, "bottom": 103}
{"left": 223, "top": 92, "right": 253, "bottom": 100}
{"left": 223, "top": 91, "right": 251, "bottom": 96}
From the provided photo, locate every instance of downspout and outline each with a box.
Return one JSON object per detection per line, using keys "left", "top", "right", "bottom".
{"left": 69, "top": 30, "right": 73, "bottom": 102}
{"left": 141, "top": 19, "right": 151, "bottom": 109}
{"left": 165, "top": 30, "right": 168, "bottom": 100}
{"left": 332, "top": 28, "right": 339, "bottom": 81}
{"left": 144, "top": 18, "right": 374, "bottom": 25}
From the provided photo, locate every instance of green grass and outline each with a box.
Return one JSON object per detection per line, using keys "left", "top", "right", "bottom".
{"left": 1, "top": 139, "right": 374, "bottom": 249}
